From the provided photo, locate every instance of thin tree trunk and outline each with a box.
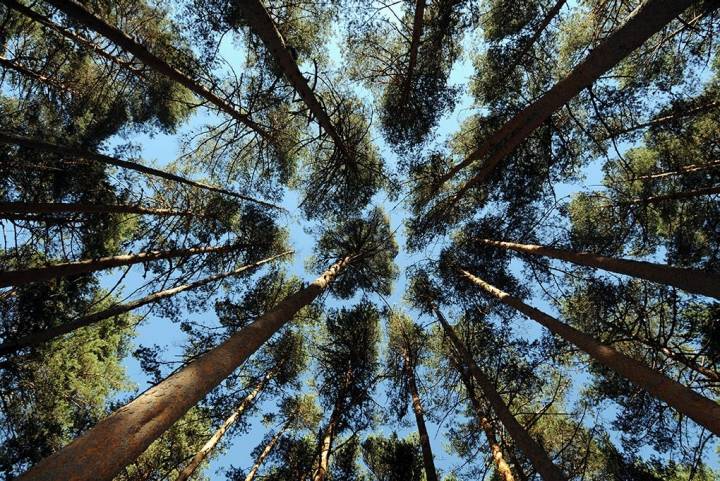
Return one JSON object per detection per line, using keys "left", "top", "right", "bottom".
{"left": 451, "top": 352, "right": 516, "bottom": 481}
{"left": 0, "top": 201, "right": 202, "bottom": 217}
{"left": 403, "top": 355, "right": 439, "bottom": 481}
{"left": 243, "top": 422, "right": 289, "bottom": 481}
{"left": 43, "top": 0, "right": 270, "bottom": 140}
{"left": 628, "top": 185, "right": 720, "bottom": 205}
{"left": 459, "top": 268, "right": 720, "bottom": 437}
{"left": 0, "top": 132, "right": 282, "bottom": 210}
{"left": 238, "top": 1, "right": 350, "bottom": 159}
{"left": 627, "top": 160, "right": 720, "bottom": 181}
{"left": 175, "top": 372, "right": 275, "bottom": 481}
{"left": 477, "top": 238, "right": 720, "bottom": 299}
{"left": 0, "top": 251, "right": 292, "bottom": 356}
{"left": 0, "top": 243, "right": 241, "bottom": 288}
{"left": 17, "top": 256, "right": 354, "bottom": 481}
{"left": 602, "top": 100, "right": 720, "bottom": 138}
{"left": 504, "top": 0, "right": 566, "bottom": 76}
{"left": 436, "top": 0, "right": 707, "bottom": 196}
{"left": 312, "top": 400, "right": 342, "bottom": 481}
{"left": 400, "top": 0, "right": 426, "bottom": 102}
{"left": 0, "top": 55, "right": 77, "bottom": 94}
{"left": 433, "top": 308, "right": 568, "bottom": 481}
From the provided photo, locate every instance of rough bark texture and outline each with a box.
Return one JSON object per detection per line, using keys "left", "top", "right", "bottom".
{"left": 243, "top": 423, "right": 288, "bottom": 481}
{"left": 175, "top": 372, "right": 274, "bottom": 481}
{"left": 438, "top": 0, "right": 704, "bottom": 194}
{"left": 404, "top": 356, "right": 439, "bottom": 481}
{"left": 0, "top": 251, "right": 292, "bottom": 355}
{"left": 16, "top": 256, "right": 353, "bottom": 481}
{"left": 460, "top": 268, "right": 720, "bottom": 437}
{"left": 0, "top": 201, "right": 199, "bottom": 217}
{"left": 44, "top": 0, "right": 270, "bottom": 139}
{"left": 478, "top": 238, "right": 720, "bottom": 299}
{"left": 239, "top": 1, "right": 349, "bottom": 158}
{"left": 0, "top": 243, "right": 240, "bottom": 288}
{"left": 434, "top": 308, "right": 568, "bottom": 481}
{"left": 0, "top": 132, "right": 281, "bottom": 209}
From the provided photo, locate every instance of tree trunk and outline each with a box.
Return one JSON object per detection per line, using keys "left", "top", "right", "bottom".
{"left": 0, "top": 201, "right": 202, "bottom": 217}
{"left": 451, "top": 352, "right": 516, "bottom": 481}
{"left": 627, "top": 160, "right": 720, "bottom": 181}
{"left": 628, "top": 185, "right": 720, "bottom": 205}
{"left": 0, "top": 55, "right": 77, "bottom": 94}
{"left": 312, "top": 400, "right": 342, "bottom": 481}
{"left": 0, "top": 251, "right": 292, "bottom": 356}
{"left": 505, "top": 0, "right": 566, "bottom": 75}
{"left": 437, "top": 0, "right": 707, "bottom": 195}
{"left": 17, "top": 256, "right": 354, "bottom": 481}
{"left": 459, "top": 268, "right": 720, "bottom": 437}
{"left": 0, "top": 243, "right": 241, "bottom": 288}
{"left": 238, "top": 1, "right": 349, "bottom": 159}
{"left": 433, "top": 308, "right": 568, "bottom": 481}
{"left": 0, "top": 132, "right": 282, "bottom": 209}
{"left": 477, "top": 238, "right": 720, "bottom": 299}
{"left": 400, "top": 0, "right": 426, "bottom": 102}
{"left": 404, "top": 355, "right": 438, "bottom": 481}
{"left": 43, "top": 0, "right": 270, "bottom": 140}
{"left": 602, "top": 100, "right": 720, "bottom": 138}
{"left": 175, "top": 372, "right": 275, "bottom": 481}
{"left": 243, "top": 423, "right": 289, "bottom": 481}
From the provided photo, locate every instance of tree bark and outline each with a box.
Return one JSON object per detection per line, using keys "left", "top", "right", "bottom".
{"left": 17, "top": 256, "right": 354, "bottom": 481}
{"left": 0, "top": 132, "right": 282, "bottom": 209}
{"left": 477, "top": 238, "right": 720, "bottom": 299}
{"left": 0, "top": 201, "right": 202, "bottom": 218}
{"left": 238, "top": 1, "right": 350, "bottom": 159}
{"left": 0, "top": 251, "right": 292, "bottom": 356}
{"left": 434, "top": 308, "right": 568, "bottom": 481}
{"left": 43, "top": 0, "right": 271, "bottom": 140}
{"left": 312, "top": 399, "right": 342, "bottom": 481}
{"left": 436, "top": 0, "right": 707, "bottom": 196}
{"left": 400, "top": 0, "right": 426, "bottom": 102}
{"left": 0, "top": 243, "right": 241, "bottom": 288}
{"left": 0, "top": 54, "right": 77, "bottom": 94}
{"left": 628, "top": 185, "right": 720, "bottom": 205}
{"left": 175, "top": 372, "right": 274, "bottom": 481}
{"left": 459, "top": 268, "right": 720, "bottom": 437}
{"left": 505, "top": 0, "right": 566, "bottom": 76}
{"left": 243, "top": 422, "right": 289, "bottom": 481}
{"left": 602, "top": 100, "right": 720, "bottom": 138}
{"left": 626, "top": 160, "right": 720, "bottom": 181}
{"left": 403, "top": 355, "right": 439, "bottom": 481}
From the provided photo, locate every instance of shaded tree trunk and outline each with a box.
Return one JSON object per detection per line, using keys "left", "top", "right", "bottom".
{"left": 400, "top": 0, "right": 426, "bottom": 101}
{"left": 0, "top": 243, "right": 242, "bottom": 288}
{"left": 477, "top": 238, "right": 720, "bottom": 299}
{"left": 43, "top": 0, "right": 271, "bottom": 139}
{"left": 433, "top": 307, "right": 568, "bottom": 481}
{"left": 628, "top": 185, "right": 720, "bottom": 205}
{"left": 175, "top": 372, "right": 275, "bottom": 481}
{"left": 0, "top": 132, "right": 282, "bottom": 209}
{"left": 505, "top": 0, "right": 566, "bottom": 75}
{"left": 243, "top": 422, "right": 289, "bottom": 481}
{"left": 0, "top": 251, "right": 292, "bottom": 356}
{"left": 403, "top": 354, "right": 439, "bottom": 481}
{"left": 459, "top": 268, "right": 720, "bottom": 437}
{"left": 17, "top": 255, "right": 354, "bottom": 481}
{"left": 602, "top": 100, "right": 720, "bottom": 138}
{"left": 0, "top": 54, "right": 77, "bottom": 94}
{"left": 0, "top": 201, "right": 202, "bottom": 217}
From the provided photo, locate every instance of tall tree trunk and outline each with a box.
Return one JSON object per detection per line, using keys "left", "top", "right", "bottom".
{"left": 16, "top": 256, "right": 354, "bottom": 481}
{"left": 238, "top": 1, "right": 350, "bottom": 159}
{"left": 400, "top": 0, "right": 426, "bottom": 102}
{"left": 477, "top": 238, "right": 720, "bottom": 299}
{"left": 627, "top": 160, "right": 720, "bottom": 181}
{"left": 505, "top": 0, "right": 566, "bottom": 76}
{"left": 436, "top": 0, "right": 709, "bottom": 195}
{"left": 0, "top": 201, "right": 202, "bottom": 217}
{"left": 243, "top": 422, "right": 289, "bottom": 481}
{"left": 451, "top": 352, "right": 516, "bottom": 481}
{"left": 175, "top": 372, "right": 275, "bottom": 481}
{"left": 403, "top": 354, "right": 439, "bottom": 481}
{"left": 628, "top": 185, "right": 720, "bottom": 205}
{"left": 0, "top": 132, "right": 282, "bottom": 209}
{"left": 0, "top": 243, "right": 241, "bottom": 288}
{"left": 0, "top": 54, "right": 77, "bottom": 94}
{"left": 459, "top": 268, "right": 720, "bottom": 437}
{"left": 433, "top": 308, "right": 568, "bottom": 481}
{"left": 42, "top": 0, "right": 271, "bottom": 140}
{"left": 312, "top": 399, "right": 342, "bottom": 481}
{"left": 0, "top": 251, "right": 292, "bottom": 356}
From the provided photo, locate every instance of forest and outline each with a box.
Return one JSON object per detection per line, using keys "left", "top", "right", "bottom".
{"left": 0, "top": 0, "right": 719, "bottom": 480}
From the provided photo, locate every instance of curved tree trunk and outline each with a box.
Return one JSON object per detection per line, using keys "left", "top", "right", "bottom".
{"left": 400, "top": 0, "right": 426, "bottom": 102}
{"left": 0, "top": 201, "right": 201, "bottom": 217}
{"left": 477, "top": 238, "right": 720, "bottom": 299}
{"left": 436, "top": 0, "right": 708, "bottom": 196}
{"left": 243, "top": 422, "right": 289, "bottom": 481}
{"left": 404, "top": 355, "right": 439, "bottom": 481}
{"left": 0, "top": 251, "right": 292, "bottom": 356}
{"left": 17, "top": 255, "right": 354, "bottom": 481}
{"left": 0, "top": 132, "right": 282, "bottom": 209}
{"left": 434, "top": 308, "right": 568, "bottom": 481}
{"left": 459, "top": 268, "right": 720, "bottom": 437}
{"left": 175, "top": 372, "right": 275, "bottom": 481}
{"left": 42, "top": 0, "right": 270, "bottom": 140}
{"left": 0, "top": 243, "right": 241, "bottom": 288}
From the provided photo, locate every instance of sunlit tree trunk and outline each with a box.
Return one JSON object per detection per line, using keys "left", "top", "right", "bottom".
{"left": 0, "top": 201, "right": 200, "bottom": 217}
{"left": 16, "top": 256, "right": 355, "bottom": 481}
{"left": 628, "top": 160, "right": 720, "bottom": 181}
{"left": 312, "top": 399, "right": 342, "bottom": 481}
{"left": 433, "top": 307, "right": 568, "bottom": 481}
{"left": 243, "top": 422, "right": 289, "bottom": 481}
{"left": 0, "top": 132, "right": 281, "bottom": 209}
{"left": 0, "top": 243, "right": 242, "bottom": 288}
{"left": 0, "top": 55, "right": 77, "bottom": 94}
{"left": 175, "top": 372, "right": 275, "bottom": 481}
{"left": 477, "top": 238, "right": 720, "bottom": 299}
{"left": 459, "top": 268, "right": 720, "bottom": 437}
{"left": 0, "top": 251, "right": 292, "bottom": 355}
{"left": 43, "top": 0, "right": 271, "bottom": 139}
{"left": 628, "top": 185, "right": 720, "bottom": 205}
{"left": 403, "top": 354, "right": 439, "bottom": 481}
